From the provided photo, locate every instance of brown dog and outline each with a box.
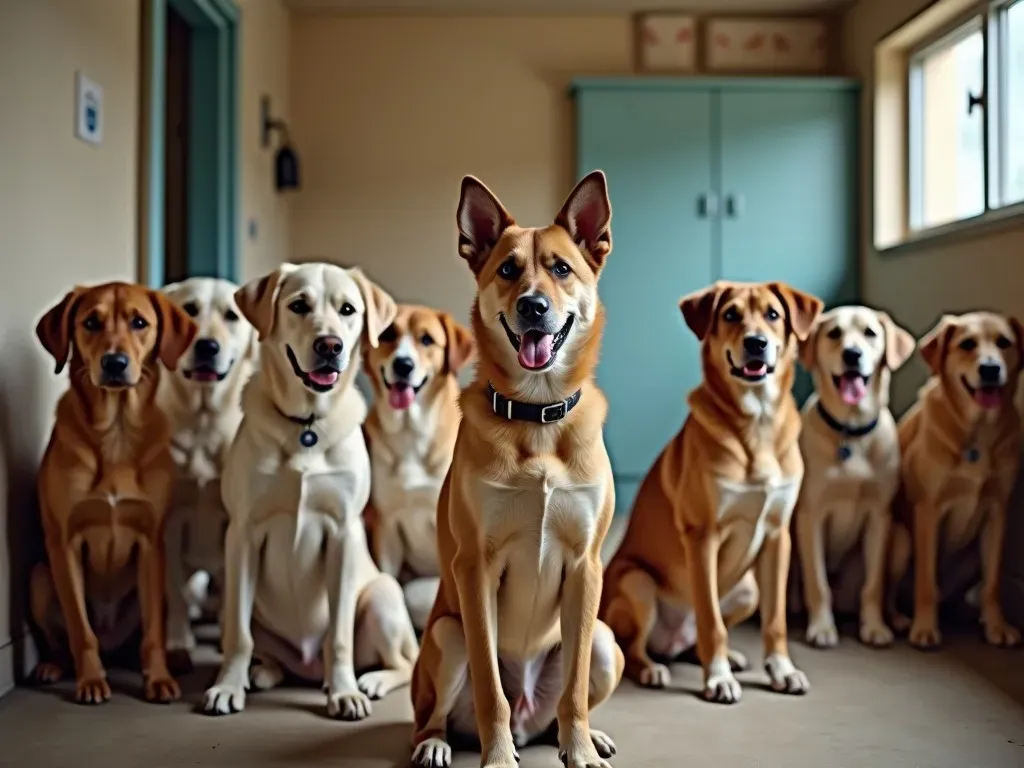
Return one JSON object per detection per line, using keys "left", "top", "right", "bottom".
{"left": 29, "top": 281, "right": 197, "bottom": 703}
{"left": 362, "top": 304, "right": 474, "bottom": 630}
{"left": 889, "top": 311, "right": 1024, "bottom": 649}
{"left": 601, "top": 280, "right": 822, "bottom": 705}
{"left": 411, "top": 171, "right": 623, "bottom": 768}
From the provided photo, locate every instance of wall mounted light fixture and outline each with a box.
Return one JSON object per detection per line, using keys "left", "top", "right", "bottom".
{"left": 261, "top": 95, "right": 300, "bottom": 192}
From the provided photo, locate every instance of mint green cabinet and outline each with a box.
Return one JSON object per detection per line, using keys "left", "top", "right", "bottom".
{"left": 573, "top": 78, "right": 859, "bottom": 514}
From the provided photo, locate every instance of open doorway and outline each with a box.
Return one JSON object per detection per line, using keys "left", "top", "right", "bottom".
{"left": 138, "top": 0, "right": 239, "bottom": 288}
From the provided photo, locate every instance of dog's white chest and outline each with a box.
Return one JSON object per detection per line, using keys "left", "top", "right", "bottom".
{"left": 714, "top": 475, "right": 799, "bottom": 582}
{"left": 170, "top": 418, "right": 224, "bottom": 484}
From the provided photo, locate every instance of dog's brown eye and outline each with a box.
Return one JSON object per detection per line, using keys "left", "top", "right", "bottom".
{"left": 864, "top": 327, "right": 878, "bottom": 338}
{"left": 997, "top": 335, "right": 1013, "bottom": 349}
{"left": 289, "top": 299, "right": 311, "bottom": 316}
{"left": 552, "top": 260, "right": 572, "bottom": 279}
{"left": 498, "top": 259, "right": 520, "bottom": 280}
{"left": 827, "top": 327, "right": 842, "bottom": 340}
{"left": 421, "top": 334, "right": 435, "bottom": 347}
{"left": 765, "top": 308, "right": 780, "bottom": 322}
{"left": 182, "top": 302, "right": 199, "bottom": 317}
{"left": 224, "top": 309, "right": 239, "bottom": 322}
{"left": 722, "top": 307, "right": 741, "bottom": 323}
{"left": 131, "top": 316, "right": 149, "bottom": 330}
{"left": 379, "top": 324, "right": 397, "bottom": 343}
{"left": 959, "top": 338, "right": 978, "bottom": 351}
{"left": 339, "top": 302, "right": 356, "bottom": 317}
{"left": 83, "top": 314, "right": 102, "bottom": 332}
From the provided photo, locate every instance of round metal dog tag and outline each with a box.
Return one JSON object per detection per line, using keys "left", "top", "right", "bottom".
{"left": 837, "top": 444, "right": 852, "bottom": 462}
{"left": 964, "top": 447, "right": 980, "bottom": 463}
{"left": 300, "top": 429, "right": 318, "bottom": 448}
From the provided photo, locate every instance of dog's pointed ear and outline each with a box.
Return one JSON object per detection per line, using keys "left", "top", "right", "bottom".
{"left": 439, "top": 311, "right": 475, "bottom": 375}
{"left": 918, "top": 315, "right": 957, "bottom": 375}
{"left": 769, "top": 282, "right": 824, "bottom": 342}
{"left": 679, "top": 282, "right": 726, "bottom": 342}
{"left": 457, "top": 176, "right": 515, "bottom": 273}
{"left": 878, "top": 311, "right": 916, "bottom": 371}
{"left": 235, "top": 267, "right": 289, "bottom": 342}
{"left": 351, "top": 269, "right": 397, "bottom": 348}
{"left": 799, "top": 318, "right": 821, "bottom": 371}
{"left": 555, "top": 170, "right": 612, "bottom": 269}
{"left": 36, "top": 287, "right": 86, "bottom": 374}
{"left": 150, "top": 290, "right": 198, "bottom": 371}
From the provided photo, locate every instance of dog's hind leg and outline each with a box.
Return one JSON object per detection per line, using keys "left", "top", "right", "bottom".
{"left": 606, "top": 568, "right": 669, "bottom": 688}
{"left": 887, "top": 523, "right": 912, "bottom": 633}
{"left": 404, "top": 576, "right": 440, "bottom": 633}
{"left": 354, "top": 573, "right": 420, "bottom": 700}
{"left": 411, "top": 616, "right": 469, "bottom": 768}
{"left": 28, "top": 562, "right": 69, "bottom": 684}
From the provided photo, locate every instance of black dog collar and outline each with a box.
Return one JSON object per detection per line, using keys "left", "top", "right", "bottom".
{"left": 276, "top": 408, "right": 319, "bottom": 448}
{"left": 487, "top": 383, "right": 581, "bottom": 424}
{"left": 816, "top": 402, "right": 879, "bottom": 438}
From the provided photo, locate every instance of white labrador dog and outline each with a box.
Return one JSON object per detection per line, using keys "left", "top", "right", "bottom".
{"left": 158, "top": 277, "right": 256, "bottom": 670}
{"left": 203, "top": 262, "right": 418, "bottom": 721}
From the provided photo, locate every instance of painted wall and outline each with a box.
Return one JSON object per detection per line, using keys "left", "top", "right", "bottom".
{"left": 0, "top": 0, "right": 291, "bottom": 695}
{"left": 287, "top": 14, "right": 633, "bottom": 322}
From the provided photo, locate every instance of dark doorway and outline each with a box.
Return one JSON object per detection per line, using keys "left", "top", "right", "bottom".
{"left": 164, "top": 4, "right": 191, "bottom": 284}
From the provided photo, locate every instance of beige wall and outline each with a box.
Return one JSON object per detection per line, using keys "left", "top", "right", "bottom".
{"left": 0, "top": 0, "right": 290, "bottom": 695}
{"left": 287, "top": 14, "right": 632, "bottom": 322}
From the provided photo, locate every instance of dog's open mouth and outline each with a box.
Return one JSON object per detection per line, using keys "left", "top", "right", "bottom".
{"left": 962, "top": 376, "right": 1005, "bottom": 409}
{"left": 832, "top": 371, "right": 870, "bottom": 406}
{"left": 727, "top": 351, "right": 774, "bottom": 382}
{"left": 381, "top": 368, "right": 427, "bottom": 411}
{"left": 184, "top": 364, "right": 229, "bottom": 383}
{"left": 500, "top": 314, "right": 575, "bottom": 371}
{"left": 286, "top": 345, "right": 340, "bottom": 393}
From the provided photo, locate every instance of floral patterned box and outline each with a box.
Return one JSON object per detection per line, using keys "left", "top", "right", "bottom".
{"left": 704, "top": 17, "right": 829, "bottom": 73}
{"left": 636, "top": 13, "right": 698, "bottom": 72}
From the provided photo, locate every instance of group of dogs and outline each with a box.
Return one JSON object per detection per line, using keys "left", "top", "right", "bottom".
{"left": 24, "top": 169, "right": 1023, "bottom": 768}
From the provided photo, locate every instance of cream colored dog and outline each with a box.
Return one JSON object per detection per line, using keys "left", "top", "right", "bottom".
{"left": 158, "top": 277, "right": 255, "bottom": 669}
{"left": 889, "top": 311, "right": 1023, "bottom": 649}
{"left": 203, "top": 262, "right": 418, "bottom": 720}
{"left": 793, "top": 306, "right": 915, "bottom": 649}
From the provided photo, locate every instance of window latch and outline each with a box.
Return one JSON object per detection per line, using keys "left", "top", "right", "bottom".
{"left": 967, "top": 90, "right": 985, "bottom": 115}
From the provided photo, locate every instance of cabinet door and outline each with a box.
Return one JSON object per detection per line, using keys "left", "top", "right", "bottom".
{"left": 718, "top": 88, "right": 858, "bottom": 401}
{"left": 576, "top": 88, "right": 715, "bottom": 514}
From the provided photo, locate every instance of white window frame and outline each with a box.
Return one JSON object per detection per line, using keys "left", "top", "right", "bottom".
{"left": 905, "top": 0, "right": 1024, "bottom": 236}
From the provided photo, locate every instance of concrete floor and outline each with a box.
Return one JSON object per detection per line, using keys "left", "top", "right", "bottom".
{"left": 1, "top": 621, "right": 1023, "bottom": 768}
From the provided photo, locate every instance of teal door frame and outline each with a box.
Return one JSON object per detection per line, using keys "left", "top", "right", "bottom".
{"left": 142, "top": 0, "right": 240, "bottom": 286}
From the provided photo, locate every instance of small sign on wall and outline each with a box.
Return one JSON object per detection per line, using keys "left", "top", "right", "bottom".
{"left": 637, "top": 13, "right": 698, "bottom": 72}
{"left": 75, "top": 71, "right": 103, "bottom": 146}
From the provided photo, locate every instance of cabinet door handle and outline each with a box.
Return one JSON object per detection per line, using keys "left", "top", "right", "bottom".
{"left": 725, "top": 194, "right": 745, "bottom": 218}
{"left": 698, "top": 193, "right": 720, "bottom": 218}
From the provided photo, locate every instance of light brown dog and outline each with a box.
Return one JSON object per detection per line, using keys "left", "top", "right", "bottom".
{"left": 889, "top": 311, "right": 1024, "bottom": 649}
{"left": 792, "top": 306, "right": 915, "bottom": 649}
{"left": 410, "top": 171, "right": 623, "bottom": 768}
{"left": 601, "top": 280, "right": 822, "bottom": 705}
{"left": 29, "top": 281, "right": 197, "bottom": 704}
{"left": 362, "top": 304, "right": 474, "bottom": 631}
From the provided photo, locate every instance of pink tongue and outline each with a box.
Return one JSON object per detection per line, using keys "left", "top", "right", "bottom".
{"left": 308, "top": 369, "right": 339, "bottom": 387}
{"left": 191, "top": 369, "right": 219, "bottom": 382}
{"left": 839, "top": 374, "right": 867, "bottom": 405}
{"left": 743, "top": 361, "right": 766, "bottom": 377}
{"left": 518, "top": 331, "right": 554, "bottom": 370}
{"left": 388, "top": 384, "right": 416, "bottom": 410}
{"left": 975, "top": 387, "right": 1004, "bottom": 409}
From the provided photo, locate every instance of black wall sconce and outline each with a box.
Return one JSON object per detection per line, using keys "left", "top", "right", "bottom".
{"left": 261, "top": 95, "right": 300, "bottom": 192}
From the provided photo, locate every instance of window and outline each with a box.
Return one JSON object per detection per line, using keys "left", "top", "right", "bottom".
{"left": 905, "top": 0, "right": 1024, "bottom": 234}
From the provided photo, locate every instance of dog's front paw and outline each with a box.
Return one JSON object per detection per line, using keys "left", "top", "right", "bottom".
{"left": 765, "top": 653, "right": 809, "bottom": 695}
{"left": 559, "top": 742, "right": 613, "bottom": 768}
{"left": 203, "top": 682, "right": 247, "bottom": 715}
{"left": 859, "top": 617, "right": 894, "bottom": 648}
{"left": 326, "top": 689, "right": 372, "bottom": 721}
{"left": 31, "top": 661, "right": 64, "bottom": 684}
{"left": 75, "top": 675, "right": 112, "bottom": 705}
{"left": 805, "top": 611, "right": 839, "bottom": 648}
{"left": 144, "top": 672, "right": 181, "bottom": 704}
{"left": 589, "top": 729, "right": 617, "bottom": 759}
{"left": 908, "top": 619, "right": 942, "bottom": 649}
{"left": 412, "top": 737, "right": 452, "bottom": 768}
{"left": 481, "top": 734, "right": 519, "bottom": 768}
{"left": 637, "top": 662, "right": 671, "bottom": 689}
{"left": 983, "top": 619, "right": 1021, "bottom": 648}
{"left": 703, "top": 658, "right": 742, "bottom": 704}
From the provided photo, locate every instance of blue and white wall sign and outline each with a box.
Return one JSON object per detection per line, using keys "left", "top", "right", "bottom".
{"left": 75, "top": 71, "right": 103, "bottom": 146}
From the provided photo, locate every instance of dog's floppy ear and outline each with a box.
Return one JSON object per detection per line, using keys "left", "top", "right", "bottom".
{"left": 878, "top": 311, "right": 916, "bottom": 371}
{"left": 457, "top": 176, "right": 515, "bottom": 273}
{"left": 918, "top": 314, "right": 957, "bottom": 375}
{"left": 679, "top": 282, "right": 727, "bottom": 342}
{"left": 798, "top": 318, "right": 821, "bottom": 371}
{"left": 351, "top": 268, "right": 397, "bottom": 348}
{"left": 1008, "top": 315, "right": 1024, "bottom": 373}
{"left": 36, "top": 287, "right": 86, "bottom": 374}
{"left": 769, "top": 282, "right": 824, "bottom": 342}
{"left": 150, "top": 290, "right": 198, "bottom": 371}
{"left": 555, "top": 170, "right": 612, "bottom": 269}
{"left": 235, "top": 267, "right": 289, "bottom": 342}
{"left": 439, "top": 311, "right": 475, "bottom": 375}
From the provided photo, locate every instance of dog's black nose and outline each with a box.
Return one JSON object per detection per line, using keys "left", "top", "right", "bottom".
{"left": 194, "top": 338, "right": 220, "bottom": 361}
{"left": 313, "top": 335, "right": 343, "bottom": 360}
{"left": 516, "top": 294, "right": 550, "bottom": 321}
{"left": 842, "top": 347, "right": 863, "bottom": 367}
{"left": 979, "top": 362, "right": 1002, "bottom": 385}
{"left": 392, "top": 356, "right": 415, "bottom": 379}
{"left": 743, "top": 335, "right": 769, "bottom": 356}
{"left": 100, "top": 352, "right": 129, "bottom": 376}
